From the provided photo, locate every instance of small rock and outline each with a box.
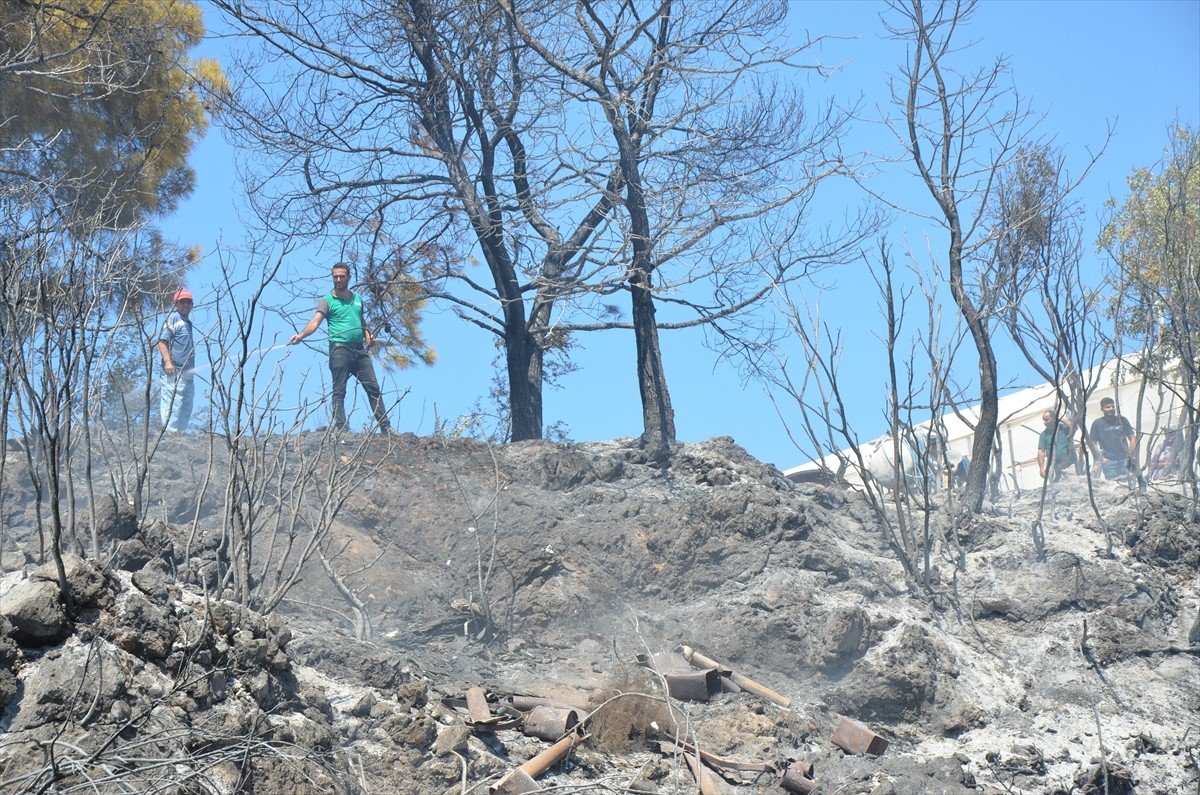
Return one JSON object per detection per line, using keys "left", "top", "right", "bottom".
{"left": 627, "top": 775, "right": 659, "bottom": 793}
{"left": 433, "top": 724, "right": 471, "bottom": 756}
{"left": 349, "top": 691, "right": 376, "bottom": 717}
{"left": 1, "top": 578, "right": 67, "bottom": 646}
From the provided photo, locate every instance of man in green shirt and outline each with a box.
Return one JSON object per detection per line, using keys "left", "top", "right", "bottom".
{"left": 289, "top": 263, "right": 393, "bottom": 433}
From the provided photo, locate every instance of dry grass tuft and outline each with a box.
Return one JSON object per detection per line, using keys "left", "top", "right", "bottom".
{"left": 585, "top": 670, "right": 678, "bottom": 754}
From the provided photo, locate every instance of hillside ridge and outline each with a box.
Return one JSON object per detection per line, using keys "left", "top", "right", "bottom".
{"left": 1, "top": 434, "right": 1197, "bottom": 793}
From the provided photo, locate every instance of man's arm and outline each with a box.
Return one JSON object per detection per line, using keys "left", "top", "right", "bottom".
{"left": 289, "top": 310, "right": 326, "bottom": 345}
{"left": 157, "top": 339, "right": 175, "bottom": 376}
{"left": 1120, "top": 417, "right": 1137, "bottom": 457}
{"left": 1088, "top": 421, "right": 1104, "bottom": 466}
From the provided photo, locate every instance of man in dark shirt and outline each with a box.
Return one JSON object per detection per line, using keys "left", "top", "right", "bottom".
{"left": 1089, "top": 397, "right": 1137, "bottom": 480}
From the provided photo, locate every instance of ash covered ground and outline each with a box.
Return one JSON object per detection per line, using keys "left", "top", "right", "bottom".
{"left": 2, "top": 433, "right": 1198, "bottom": 794}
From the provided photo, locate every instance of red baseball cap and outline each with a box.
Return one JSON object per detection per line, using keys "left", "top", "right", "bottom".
{"left": 173, "top": 289, "right": 194, "bottom": 302}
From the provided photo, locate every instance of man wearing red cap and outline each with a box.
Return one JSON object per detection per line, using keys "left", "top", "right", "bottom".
{"left": 158, "top": 288, "right": 196, "bottom": 432}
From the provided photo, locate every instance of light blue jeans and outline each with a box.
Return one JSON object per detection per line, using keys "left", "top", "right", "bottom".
{"left": 160, "top": 371, "right": 195, "bottom": 432}
{"left": 1101, "top": 457, "right": 1128, "bottom": 480}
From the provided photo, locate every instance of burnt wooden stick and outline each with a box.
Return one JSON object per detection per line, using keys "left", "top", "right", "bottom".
{"left": 678, "top": 645, "right": 792, "bottom": 707}
{"left": 681, "top": 750, "right": 728, "bottom": 795}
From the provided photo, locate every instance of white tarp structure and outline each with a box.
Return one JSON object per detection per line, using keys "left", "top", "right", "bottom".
{"left": 786, "top": 355, "right": 1197, "bottom": 493}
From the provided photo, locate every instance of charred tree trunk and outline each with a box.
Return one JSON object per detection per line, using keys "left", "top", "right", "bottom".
{"left": 902, "top": 0, "right": 1007, "bottom": 513}
{"left": 504, "top": 315, "right": 544, "bottom": 443}
{"left": 956, "top": 285, "right": 999, "bottom": 512}
{"left": 630, "top": 267, "right": 674, "bottom": 458}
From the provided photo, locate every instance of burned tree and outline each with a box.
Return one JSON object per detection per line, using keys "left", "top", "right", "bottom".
{"left": 502, "top": 0, "right": 857, "bottom": 455}
{"left": 216, "top": 0, "right": 855, "bottom": 450}
{"left": 0, "top": 0, "right": 222, "bottom": 572}
{"left": 885, "top": 0, "right": 1041, "bottom": 512}
{"left": 213, "top": 0, "right": 619, "bottom": 442}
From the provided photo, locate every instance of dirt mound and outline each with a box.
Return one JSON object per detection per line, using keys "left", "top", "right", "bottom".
{"left": 2, "top": 435, "right": 1198, "bottom": 794}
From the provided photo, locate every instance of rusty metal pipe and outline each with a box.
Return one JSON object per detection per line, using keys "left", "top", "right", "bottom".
{"left": 780, "top": 769, "right": 820, "bottom": 794}
{"left": 489, "top": 730, "right": 583, "bottom": 794}
{"left": 521, "top": 731, "right": 581, "bottom": 778}
{"left": 779, "top": 760, "right": 818, "bottom": 793}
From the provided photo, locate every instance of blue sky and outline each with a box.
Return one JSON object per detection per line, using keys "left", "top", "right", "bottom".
{"left": 164, "top": 0, "right": 1199, "bottom": 470}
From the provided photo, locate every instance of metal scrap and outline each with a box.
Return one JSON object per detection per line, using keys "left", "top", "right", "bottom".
{"left": 637, "top": 650, "right": 723, "bottom": 701}
{"left": 678, "top": 644, "right": 792, "bottom": 707}
{"left": 438, "top": 691, "right": 521, "bottom": 731}
{"left": 489, "top": 729, "right": 584, "bottom": 794}
{"left": 445, "top": 676, "right": 882, "bottom": 795}
{"left": 466, "top": 686, "right": 494, "bottom": 725}
{"left": 681, "top": 748, "right": 730, "bottom": 795}
{"left": 522, "top": 704, "right": 580, "bottom": 742}
{"left": 657, "top": 738, "right": 777, "bottom": 777}
{"left": 831, "top": 715, "right": 889, "bottom": 756}
{"left": 779, "top": 759, "right": 819, "bottom": 793}
{"left": 511, "top": 694, "right": 592, "bottom": 713}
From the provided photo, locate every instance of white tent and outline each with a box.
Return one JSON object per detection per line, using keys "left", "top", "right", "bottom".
{"left": 785, "top": 356, "right": 1196, "bottom": 493}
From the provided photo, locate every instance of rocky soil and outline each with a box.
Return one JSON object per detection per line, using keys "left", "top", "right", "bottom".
{"left": 1, "top": 433, "right": 1198, "bottom": 794}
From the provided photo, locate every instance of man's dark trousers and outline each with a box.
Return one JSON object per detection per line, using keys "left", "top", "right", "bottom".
{"left": 329, "top": 342, "right": 390, "bottom": 431}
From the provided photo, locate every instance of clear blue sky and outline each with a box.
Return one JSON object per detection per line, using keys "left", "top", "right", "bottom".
{"left": 164, "top": 0, "right": 1199, "bottom": 470}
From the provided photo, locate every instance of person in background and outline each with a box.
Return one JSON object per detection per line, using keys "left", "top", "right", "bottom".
{"left": 289, "top": 263, "right": 393, "bottom": 434}
{"left": 1089, "top": 397, "right": 1137, "bottom": 480}
{"left": 1149, "top": 426, "right": 1180, "bottom": 481}
{"left": 1037, "top": 410, "right": 1076, "bottom": 480}
{"left": 158, "top": 289, "right": 196, "bottom": 433}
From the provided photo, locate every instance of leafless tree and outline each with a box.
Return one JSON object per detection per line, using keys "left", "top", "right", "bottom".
{"left": 212, "top": 0, "right": 617, "bottom": 442}
{"left": 770, "top": 240, "right": 971, "bottom": 592}
{"left": 988, "top": 146, "right": 1108, "bottom": 417}
{"left": 984, "top": 143, "right": 1114, "bottom": 543}
{"left": 0, "top": 172, "right": 174, "bottom": 589}
{"left": 214, "top": 0, "right": 858, "bottom": 453}
{"left": 884, "top": 0, "right": 1042, "bottom": 512}
{"left": 0, "top": 0, "right": 215, "bottom": 573}
{"left": 200, "top": 250, "right": 385, "bottom": 613}
{"left": 500, "top": 0, "right": 859, "bottom": 456}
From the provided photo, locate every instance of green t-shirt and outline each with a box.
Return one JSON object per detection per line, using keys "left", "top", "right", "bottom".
{"left": 1038, "top": 421, "right": 1076, "bottom": 469}
{"left": 318, "top": 292, "right": 365, "bottom": 344}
